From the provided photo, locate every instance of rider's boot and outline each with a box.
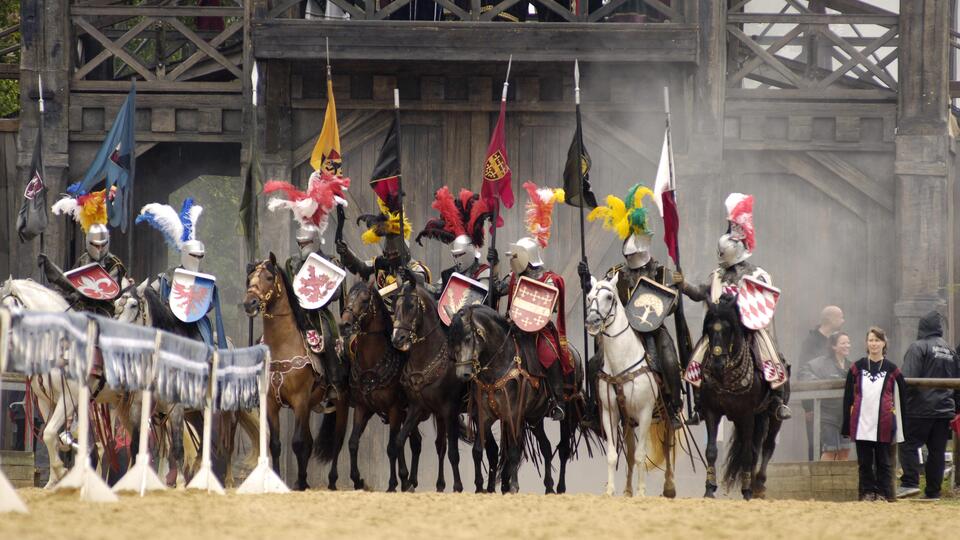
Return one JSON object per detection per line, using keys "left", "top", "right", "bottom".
{"left": 660, "top": 360, "right": 684, "bottom": 430}
{"left": 546, "top": 363, "right": 566, "bottom": 422}
{"left": 685, "top": 386, "right": 702, "bottom": 426}
{"left": 771, "top": 386, "right": 792, "bottom": 420}
{"left": 579, "top": 352, "right": 602, "bottom": 431}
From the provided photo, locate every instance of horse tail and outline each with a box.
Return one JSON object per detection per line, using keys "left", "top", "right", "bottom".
{"left": 645, "top": 419, "right": 669, "bottom": 470}
{"left": 722, "top": 423, "right": 747, "bottom": 489}
{"left": 313, "top": 410, "right": 338, "bottom": 463}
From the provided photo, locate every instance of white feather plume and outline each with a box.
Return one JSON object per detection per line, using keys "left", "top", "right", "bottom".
{"left": 185, "top": 203, "right": 203, "bottom": 242}
{"left": 267, "top": 197, "right": 317, "bottom": 228}
{"left": 137, "top": 203, "right": 185, "bottom": 249}
{"left": 51, "top": 196, "right": 81, "bottom": 223}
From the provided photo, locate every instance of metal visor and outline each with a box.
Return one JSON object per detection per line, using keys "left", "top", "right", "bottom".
{"left": 293, "top": 253, "right": 346, "bottom": 309}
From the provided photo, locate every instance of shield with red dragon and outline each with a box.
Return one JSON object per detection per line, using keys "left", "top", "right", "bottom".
{"left": 508, "top": 276, "right": 559, "bottom": 332}
{"left": 438, "top": 272, "right": 488, "bottom": 325}
{"left": 65, "top": 263, "right": 120, "bottom": 300}
{"left": 293, "top": 253, "right": 346, "bottom": 310}
{"left": 169, "top": 269, "right": 216, "bottom": 323}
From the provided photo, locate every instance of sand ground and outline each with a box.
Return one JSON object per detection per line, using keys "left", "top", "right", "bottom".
{"left": 2, "top": 488, "right": 958, "bottom": 540}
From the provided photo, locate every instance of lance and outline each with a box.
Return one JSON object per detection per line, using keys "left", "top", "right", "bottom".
{"left": 394, "top": 88, "right": 404, "bottom": 264}
{"left": 248, "top": 63, "right": 260, "bottom": 347}
{"left": 38, "top": 73, "right": 46, "bottom": 282}
{"left": 575, "top": 60, "right": 591, "bottom": 372}
{"left": 663, "top": 87, "right": 696, "bottom": 421}
{"left": 487, "top": 55, "right": 511, "bottom": 310}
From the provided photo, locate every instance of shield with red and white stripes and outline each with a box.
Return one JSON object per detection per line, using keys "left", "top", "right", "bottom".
{"left": 736, "top": 276, "right": 780, "bottom": 330}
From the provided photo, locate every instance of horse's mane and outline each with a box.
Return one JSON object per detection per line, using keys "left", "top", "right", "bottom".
{"left": 143, "top": 286, "right": 202, "bottom": 340}
{"left": 449, "top": 304, "right": 508, "bottom": 343}
{"left": 271, "top": 260, "right": 309, "bottom": 333}
{"left": 3, "top": 279, "right": 70, "bottom": 311}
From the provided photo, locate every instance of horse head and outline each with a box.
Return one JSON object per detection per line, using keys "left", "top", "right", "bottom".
{"left": 584, "top": 274, "right": 616, "bottom": 337}
{"left": 0, "top": 278, "right": 20, "bottom": 309}
{"left": 390, "top": 273, "right": 427, "bottom": 352}
{"left": 703, "top": 293, "right": 744, "bottom": 364}
{"left": 244, "top": 253, "right": 284, "bottom": 317}
{"left": 114, "top": 277, "right": 151, "bottom": 326}
{"left": 340, "top": 281, "right": 373, "bottom": 338}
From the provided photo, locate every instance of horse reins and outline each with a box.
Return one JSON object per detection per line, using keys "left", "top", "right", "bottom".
{"left": 247, "top": 262, "right": 290, "bottom": 319}
{"left": 587, "top": 284, "right": 631, "bottom": 339}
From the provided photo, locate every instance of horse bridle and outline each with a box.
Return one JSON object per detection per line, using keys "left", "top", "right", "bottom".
{"left": 586, "top": 283, "right": 630, "bottom": 339}
{"left": 246, "top": 261, "right": 288, "bottom": 319}
{"left": 456, "top": 312, "right": 512, "bottom": 378}
{"left": 115, "top": 286, "right": 148, "bottom": 327}
{"left": 393, "top": 287, "right": 439, "bottom": 345}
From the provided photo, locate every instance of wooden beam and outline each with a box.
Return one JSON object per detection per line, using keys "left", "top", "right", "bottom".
{"left": 728, "top": 24, "right": 804, "bottom": 88}
{"left": 166, "top": 18, "right": 243, "bottom": 80}
{"left": 70, "top": 132, "right": 242, "bottom": 143}
{"left": 772, "top": 151, "right": 866, "bottom": 219}
{"left": 815, "top": 25, "right": 898, "bottom": 90}
{"left": 72, "top": 17, "right": 157, "bottom": 81}
{"left": 291, "top": 98, "right": 667, "bottom": 113}
{"left": 727, "top": 25, "right": 806, "bottom": 88}
{"left": 71, "top": 6, "right": 244, "bottom": 17}
{"left": 816, "top": 25, "right": 898, "bottom": 89}
{"left": 252, "top": 21, "right": 699, "bottom": 63}
{"left": 0, "top": 63, "right": 18, "bottom": 80}
{"left": 582, "top": 115, "right": 659, "bottom": 166}
{"left": 71, "top": 80, "right": 242, "bottom": 93}
{"left": 821, "top": 0, "right": 897, "bottom": 17}
{"left": 73, "top": 17, "right": 157, "bottom": 81}
{"left": 806, "top": 151, "right": 894, "bottom": 211}
{"left": 727, "top": 13, "right": 898, "bottom": 25}
{"left": 726, "top": 88, "right": 896, "bottom": 101}
{"left": 167, "top": 21, "right": 243, "bottom": 81}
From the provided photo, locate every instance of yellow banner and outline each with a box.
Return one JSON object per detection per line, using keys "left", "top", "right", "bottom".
{"left": 310, "top": 77, "right": 342, "bottom": 175}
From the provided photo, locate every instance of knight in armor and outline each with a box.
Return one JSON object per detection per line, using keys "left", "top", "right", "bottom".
{"left": 416, "top": 186, "right": 493, "bottom": 293}
{"left": 491, "top": 183, "right": 571, "bottom": 422}
{"left": 135, "top": 198, "right": 227, "bottom": 349}
{"left": 40, "top": 188, "right": 127, "bottom": 317}
{"left": 263, "top": 170, "right": 352, "bottom": 406}
{"left": 580, "top": 184, "right": 684, "bottom": 428}
{"left": 679, "top": 193, "right": 792, "bottom": 421}
{"left": 336, "top": 177, "right": 431, "bottom": 292}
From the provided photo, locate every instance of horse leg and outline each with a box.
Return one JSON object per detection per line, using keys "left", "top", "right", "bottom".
{"left": 532, "top": 420, "right": 555, "bottom": 495}
{"left": 703, "top": 408, "right": 720, "bottom": 498}
{"left": 623, "top": 423, "right": 636, "bottom": 497}
{"left": 753, "top": 416, "right": 780, "bottom": 499}
{"left": 505, "top": 435, "right": 523, "bottom": 494}
{"left": 633, "top": 403, "right": 655, "bottom": 498}
{"left": 472, "top": 417, "right": 493, "bottom": 493}
{"left": 395, "top": 404, "right": 422, "bottom": 492}
{"left": 267, "top": 399, "right": 282, "bottom": 476}
{"left": 386, "top": 408, "right": 404, "bottom": 493}
{"left": 736, "top": 415, "right": 756, "bottom": 500}
{"left": 41, "top": 394, "right": 67, "bottom": 487}
{"left": 484, "top": 427, "right": 499, "bottom": 493}
{"left": 348, "top": 406, "right": 372, "bottom": 490}
{"left": 327, "top": 398, "right": 349, "bottom": 490}
{"left": 291, "top": 401, "right": 313, "bottom": 491}
{"left": 556, "top": 415, "right": 570, "bottom": 494}
{"left": 407, "top": 427, "right": 422, "bottom": 492}
{"left": 662, "top": 420, "right": 677, "bottom": 499}
{"left": 445, "top": 410, "right": 463, "bottom": 493}
{"left": 434, "top": 417, "right": 447, "bottom": 492}
{"left": 600, "top": 386, "right": 620, "bottom": 497}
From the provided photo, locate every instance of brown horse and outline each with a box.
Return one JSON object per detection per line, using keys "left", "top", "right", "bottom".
{"left": 244, "top": 253, "right": 348, "bottom": 490}
{"left": 340, "top": 281, "right": 422, "bottom": 492}
{"left": 390, "top": 273, "right": 465, "bottom": 492}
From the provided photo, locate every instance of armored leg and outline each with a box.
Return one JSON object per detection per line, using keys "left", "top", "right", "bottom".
{"left": 644, "top": 332, "right": 682, "bottom": 429}
{"left": 545, "top": 362, "right": 565, "bottom": 422}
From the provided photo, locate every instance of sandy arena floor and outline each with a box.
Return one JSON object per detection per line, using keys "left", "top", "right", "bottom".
{"left": 2, "top": 488, "right": 958, "bottom": 540}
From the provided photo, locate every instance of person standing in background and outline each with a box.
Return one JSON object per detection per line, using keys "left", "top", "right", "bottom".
{"left": 842, "top": 327, "right": 906, "bottom": 502}
{"left": 897, "top": 311, "right": 960, "bottom": 500}
{"left": 799, "top": 332, "right": 853, "bottom": 461}
{"left": 799, "top": 306, "right": 845, "bottom": 460}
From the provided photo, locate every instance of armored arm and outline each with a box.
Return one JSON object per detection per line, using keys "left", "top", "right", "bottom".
{"left": 37, "top": 254, "right": 78, "bottom": 296}
{"left": 336, "top": 243, "right": 374, "bottom": 280}
{"left": 680, "top": 280, "right": 709, "bottom": 302}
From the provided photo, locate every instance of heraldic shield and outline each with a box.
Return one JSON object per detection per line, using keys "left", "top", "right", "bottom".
{"left": 438, "top": 272, "right": 488, "bottom": 325}
{"left": 509, "top": 276, "right": 559, "bottom": 332}
{"left": 626, "top": 277, "right": 678, "bottom": 333}
{"left": 737, "top": 276, "right": 781, "bottom": 330}
{"left": 294, "top": 253, "right": 346, "bottom": 309}
{"left": 65, "top": 263, "right": 120, "bottom": 300}
{"left": 169, "top": 268, "right": 216, "bottom": 323}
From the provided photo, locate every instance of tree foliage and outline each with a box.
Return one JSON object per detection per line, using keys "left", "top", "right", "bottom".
{"left": 0, "top": 0, "right": 20, "bottom": 117}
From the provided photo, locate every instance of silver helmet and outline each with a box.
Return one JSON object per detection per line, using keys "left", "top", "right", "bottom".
{"left": 718, "top": 233, "right": 750, "bottom": 268}
{"left": 451, "top": 234, "right": 479, "bottom": 272}
{"left": 507, "top": 237, "right": 543, "bottom": 275}
{"left": 180, "top": 239, "right": 206, "bottom": 272}
{"left": 86, "top": 224, "right": 110, "bottom": 262}
{"left": 622, "top": 233, "right": 652, "bottom": 270}
{"left": 296, "top": 223, "right": 323, "bottom": 258}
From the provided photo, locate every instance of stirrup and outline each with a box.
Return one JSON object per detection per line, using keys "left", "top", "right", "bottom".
{"left": 685, "top": 411, "right": 701, "bottom": 426}
{"left": 775, "top": 403, "right": 792, "bottom": 421}
{"left": 550, "top": 402, "right": 565, "bottom": 422}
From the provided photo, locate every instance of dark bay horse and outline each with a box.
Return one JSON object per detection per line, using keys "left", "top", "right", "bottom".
{"left": 448, "top": 304, "right": 582, "bottom": 494}
{"left": 244, "top": 254, "right": 348, "bottom": 490}
{"left": 340, "top": 281, "right": 422, "bottom": 492}
{"left": 699, "top": 294, "right": 784, "bottom": 500}
{"left": 390, "top": 273, "right": 466, "bottom": 492}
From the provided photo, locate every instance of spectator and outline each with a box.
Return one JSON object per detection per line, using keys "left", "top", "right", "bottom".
{"left": 799, "top": 305, "right": 844, "bottom": 460}
{"left": 897, "top": 311, "right": 960, "bottom": 500}
{"left": 841, "top": 327, "right": 906, "bottom": 502}
{"left": 798, "top": 332, "right": 852, "bottom": 461}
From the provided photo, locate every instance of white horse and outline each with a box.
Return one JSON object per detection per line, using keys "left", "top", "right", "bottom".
{"left": 584, "top": 273, "right": 675, "bottom": 497}
{"left": 1, "top": 278, "right": 81, "bottom": 487}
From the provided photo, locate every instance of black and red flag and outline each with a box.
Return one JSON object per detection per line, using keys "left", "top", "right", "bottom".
{"left": 16, "top": 108, "right": 48, "bottom": 242}
{"left": 369, "top": 117, "right": 402, "bottom": 211}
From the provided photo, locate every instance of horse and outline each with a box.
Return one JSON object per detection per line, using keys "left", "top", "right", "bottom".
{"left": 114, "top": 278, "right": 260, "bottom": 488}
{"left": 447, "top": 304, "right": 582, "bottom": 494}
{"left": 243, "top": 253, "right": 348, "bottom": 491}
{"left": 698, "top": 294, "right": 784, "bottom": 500}
{"left": 584, "top": 275, "right": 675, "bottom": 497}
{"left": 340, "top": 281, "right": 422, "bottom": 492}
{"left": 1, "top": 278, "right": 79, "bottom": 487}
{"left": 389, "top": 271, "right": 464, "bottom": 492}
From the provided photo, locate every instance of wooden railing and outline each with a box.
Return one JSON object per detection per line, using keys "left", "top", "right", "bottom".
{"left": 0, "top": 23, "right": 18, "bottom": 80}
{"left": 69, "top": 1, "right": 245, "bottom": 92}
{"left": 262, "top": 0, "right": 681, "bottom": 23}
{"left": 726, "top": 0, "right": 899, "bottom": 99}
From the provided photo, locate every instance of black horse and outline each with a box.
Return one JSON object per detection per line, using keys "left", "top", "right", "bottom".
{"left": 699, "top": 294, "right": 785, "bottom": 500}
{"left": 448, "top": 304, "right": 583, "bottom": 494}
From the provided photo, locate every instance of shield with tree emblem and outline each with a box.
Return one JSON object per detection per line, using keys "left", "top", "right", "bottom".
{"left": 625, "top": 277, "right": 678, "bottom": 333}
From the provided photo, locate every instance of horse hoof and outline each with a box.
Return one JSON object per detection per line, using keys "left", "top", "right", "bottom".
{"left": 557, "top": 484, "right": 566, "bottom": 494}
{"left": 453, "top": 483, "right": 463, "bottom": 493}
{"left": 742, "top": 490, "right": 753, "bottom": 501}
{"left": 704, "top": 486, "right": 717, "bottom": 499}
{"left": 353, "top": 479, "right": 365, "bottom": 490}
{"left": 663, "top": 487, "right": 677, "bottom": 499}
{"left": 545, "top": 487, "right": 555, "bottom": 495}
{"left": 475, "top": 485, "right": 485, "bottom": 494}
{"left": 624, "top": 489, "right": 633, "bottom": 497}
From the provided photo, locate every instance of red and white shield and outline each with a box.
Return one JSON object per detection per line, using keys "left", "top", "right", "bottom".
{"left": 294, "top": 253, "right": 346, "bottom": 309}
{"left": 438, "top": 273, "right": 488, "bottom": 325}
{"left": 169, "top": 269, "right": 216, "bottom": 323}
{"left": 508, "top": 276, "right": 558, "bottom": 332}
{"left": 65, "top": 263, "right": 120, "bottom": 300}
{"left": 737, "top": 276, "right": 780, "bottom": 330}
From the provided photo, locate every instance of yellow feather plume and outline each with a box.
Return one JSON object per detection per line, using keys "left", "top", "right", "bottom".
{"left": 553, "top": 188, "right": 565, "bottom": 204}
{"left": 78, "top": 190, "right": 108, "bottom": 233}
{"left": 361, "top": 228, "right": 381, "bottom": 245}
{"left": 587, "top": 194, "right": 631, "bottom": 240}
{"left": 631, "top": 185, "right": 654, "bottom": 208}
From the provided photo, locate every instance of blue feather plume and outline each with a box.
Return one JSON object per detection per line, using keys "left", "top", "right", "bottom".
{"left": 66, "top": 182, "right": 85, "bottom": 196}
{"left": 179, "top": 198, "right": 195, "bottom": 243}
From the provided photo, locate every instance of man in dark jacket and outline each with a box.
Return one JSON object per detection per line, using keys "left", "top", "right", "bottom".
{"left": 798, "top": 305, "right": 844, "bottom": 460}
{"left": 898, "top": 311, "right": 960, "bottom": 500}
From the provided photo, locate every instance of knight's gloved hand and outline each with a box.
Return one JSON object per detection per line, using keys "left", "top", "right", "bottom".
{"left": 336, "top": 241, "right": 347, "bottom": 256}
{"left": 577, "top": 261, "right": 591, "bottom": 284}
{"left": 487, "top": 249, "right": 499, "bottom": 267}
{"left": 672, "top": 271, "right": 684, "bottom": 285}
{"left": 37, "top": 253, "right": 49, "bottom": 269}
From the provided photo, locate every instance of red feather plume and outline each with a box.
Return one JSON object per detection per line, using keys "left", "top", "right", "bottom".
{"left": 432, "top": 186, "right": 466, "bottom": 237}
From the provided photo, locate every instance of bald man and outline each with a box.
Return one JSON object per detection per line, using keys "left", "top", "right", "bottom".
{"left": 798, "top": 305, "right": 844, "bottom": 460}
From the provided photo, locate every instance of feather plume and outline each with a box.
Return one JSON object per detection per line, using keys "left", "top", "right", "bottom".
{"left": 51, "top": 196, "right": 81, "bottom": 222}
{"left": 432, "top": 187, "right": 466, "bottom": 238}
{"left": 264, "top": 180, "right": 316, "bottom": 227}
{"left": 522, "top": 182, "right": 561, "bottom": 248}
{"left": 587, "top": 194, "right": 630, "bottom": 239}
{"left": 464, "top": 193, "right": 491, "bottom": 248}
{"left": 178, "top": 198, "right": 204, "bottom": 243}
{"left": 136, "top": 203, "right": 185, "bottom": 249}
{"left": 77, "top": 191, "right": 108, "bottom": 233}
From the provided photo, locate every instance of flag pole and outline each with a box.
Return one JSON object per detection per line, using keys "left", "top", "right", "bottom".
{"left": 575, "top": 60, "right": 591, "bottom": 367}
{"left": 38, "top": 74, "right": 46, "bottom": 274}
{"left": 126, "top": 78, "right": 136, "bottom": 278}
{"left": 663, "top": 86, "right": 695, "bottom": 422}
{"left": 487, "top": 55, "right": 511, "bottom": 309}
{"left": 394, "top": 88, "right": 403, "bottom": 241}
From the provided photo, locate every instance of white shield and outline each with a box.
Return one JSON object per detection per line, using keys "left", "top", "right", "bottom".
{"left": 169, "top": 269, "right": 216, "bottom": 323}
{"left": 294, "top": 253, "right": 346, "bottom": 309}
{"left": 737, "top": 276, "right": 781, "bottom": 330}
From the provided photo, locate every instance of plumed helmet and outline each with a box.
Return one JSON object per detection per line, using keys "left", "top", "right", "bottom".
{"left": 718, "top": 233, "right": 750, "bottom": 268}
{"left": 296, "top": 223, "right": 323, "bottom": 257}
{"left": 507, "top": 236, "right": 543, "bottom": 275}
{"left": 180, "top": 239, "right": 205, "bottom": 272}
{"left": 86, "top": 223, "right": 110, "bottom": 262}
{"left": 622, "top": 232, "right": 652, "bottom": 269}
